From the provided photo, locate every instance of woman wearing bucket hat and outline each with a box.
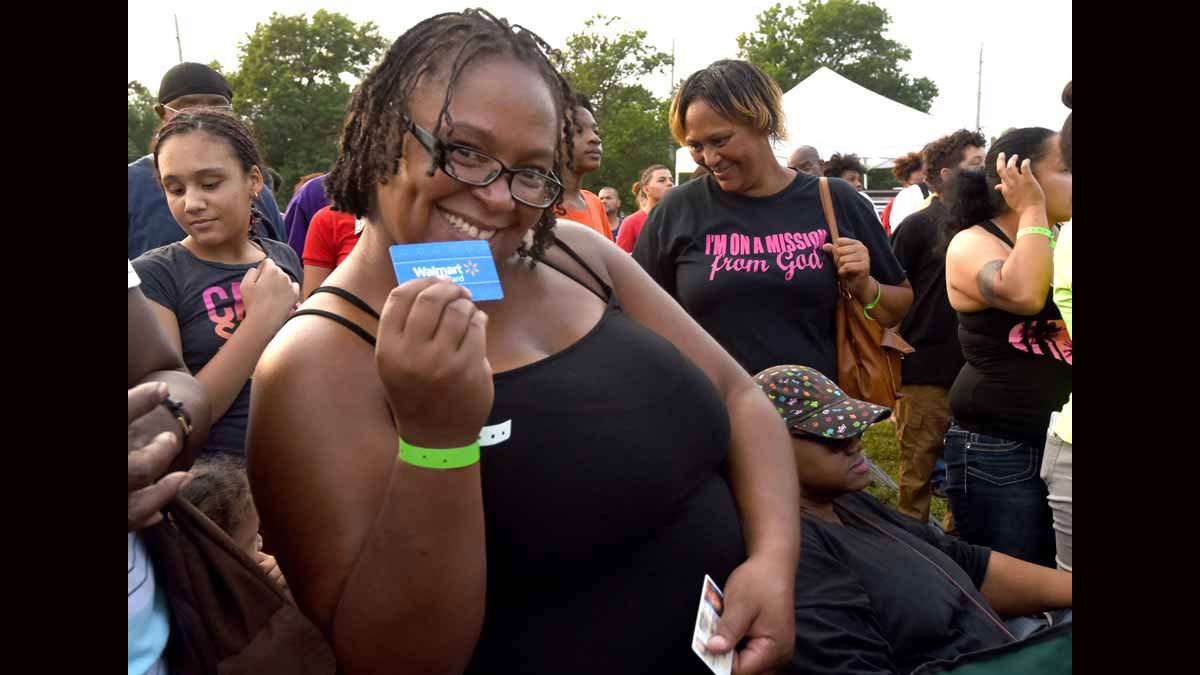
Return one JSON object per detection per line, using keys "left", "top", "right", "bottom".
{"left": 753, "top": 365, "right": 1072, "bottom": 675}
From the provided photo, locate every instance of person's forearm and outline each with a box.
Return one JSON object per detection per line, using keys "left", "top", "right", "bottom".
{"left": 135, "top": 370, "right": 212, "bottom": 471}
{"left": 332, "top": 462, "right": 487, "bottom": 674}
{"left": 725, "top": 382, "right": 801, "bottom": 563}
{"left": 302, "top": 265, "right": 333, "bottom": 299}
{"left": 851, "top": 278, "right": 912, "bottom": 328}
{"left": 195, "top": 314, "right": 284, "bottom": 428}
{"left": 995, "top": 210, "right": 1054, "bottom": 313}
{"left": 980, "top": 551, "right": 1072, "bottom": 617}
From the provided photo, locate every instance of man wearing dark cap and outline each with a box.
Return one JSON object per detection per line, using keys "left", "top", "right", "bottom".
{"left": 128, "top": 62, "right": 286, "bottom": 259}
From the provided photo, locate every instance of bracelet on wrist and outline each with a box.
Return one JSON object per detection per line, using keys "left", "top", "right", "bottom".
{"left": 1016, "top": 226, "right": 1056, "bottom": 249}
{"left": 160, "top": 397, "right": 192, "bottom": 447}
{"left": 397, "top": 437, "right": 481, "bottom": 469}
{"left": 862, "top": 279, "right": 881, "bottom": 320}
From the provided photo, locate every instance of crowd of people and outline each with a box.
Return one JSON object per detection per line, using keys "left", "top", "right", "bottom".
{"left": 128, "top": 8, "right": 1072, "bottom": 674}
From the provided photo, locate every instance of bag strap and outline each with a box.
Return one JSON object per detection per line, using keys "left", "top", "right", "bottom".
{"left": 819, "top": 177, "right": 853, "bottom": 301}
{"left": 818, "top": 177, "right": 841, "bottom": 242}
{"left": 838, "top": 506, "right": 1018, "bottom": 642}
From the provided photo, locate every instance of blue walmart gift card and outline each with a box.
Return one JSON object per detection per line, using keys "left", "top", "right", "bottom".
{"left": 389, "top": 240, "right": 503, "bottom": 301}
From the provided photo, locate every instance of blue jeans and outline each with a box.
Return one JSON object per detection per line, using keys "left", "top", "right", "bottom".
{"left": 943, "top": 422, "right": 1056, "bottom": 568}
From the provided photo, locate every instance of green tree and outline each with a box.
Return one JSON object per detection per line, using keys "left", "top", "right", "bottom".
{"left": 128, "top": 80, "right": 160, "bottom": 163}
{"left": 225, "top": 10, "right": 386, "bottom": 208}
{"left": 737, "top": 0, "right": 938, "bottom": 112}
{"left": 559, "top": 15, "right": 676, "bottom": 196}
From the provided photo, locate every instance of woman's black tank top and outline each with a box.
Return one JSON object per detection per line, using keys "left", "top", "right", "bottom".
{"left": 948, "top": 222, "right": 1072, "bottom": 444}
{"left": 289, "top": 239, "right": 745, "bottom": 674}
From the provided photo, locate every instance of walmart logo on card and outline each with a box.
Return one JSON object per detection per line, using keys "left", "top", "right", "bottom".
{"left": 390, "top": 241, "right": 503, "bottom": 301}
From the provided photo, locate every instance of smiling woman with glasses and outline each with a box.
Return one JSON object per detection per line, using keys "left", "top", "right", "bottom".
{"left": 247, "top": 10, "right": 802, "bottom": 675}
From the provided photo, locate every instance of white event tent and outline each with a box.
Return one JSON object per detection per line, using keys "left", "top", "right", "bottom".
{"left": 675, "top": 67, "right": 956, "bottom": 186}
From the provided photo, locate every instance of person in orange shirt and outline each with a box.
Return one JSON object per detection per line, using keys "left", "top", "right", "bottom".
{"left": 554, "top": 93, "right": 613, "bottom": 240}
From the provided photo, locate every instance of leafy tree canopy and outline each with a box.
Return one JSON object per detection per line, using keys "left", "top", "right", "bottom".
{"left": 127, "top": 80, "right": 159, "bottom": 163}
{"left": 737, "top": 0, "right": 938, "bottom": 112}
{"left": 560, "top": 15, "right": 676, "bottom": 198}
{"left": 226, "top": 10, "right": 386, "bottom": 208}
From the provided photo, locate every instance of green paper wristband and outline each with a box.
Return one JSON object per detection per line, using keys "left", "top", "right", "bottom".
{"left": 397, "top": 438, "right": 480, "bottom": 469}
{"left": 862, "top": 279, "right": 882, "bottom": 320}
{"left": 1017, "top": 226, "right": 1056, "bottom": 249}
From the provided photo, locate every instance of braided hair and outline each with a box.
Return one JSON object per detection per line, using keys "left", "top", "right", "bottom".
{"left": 152, "top": 108, "right": 267, "bottom": 237}
{"left": 327, "top": 8, "right": 575, "bottom": 264}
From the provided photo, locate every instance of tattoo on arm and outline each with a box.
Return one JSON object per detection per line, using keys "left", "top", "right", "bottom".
{"left": 976, "top": 259, "right": 1005, "bottom": 305}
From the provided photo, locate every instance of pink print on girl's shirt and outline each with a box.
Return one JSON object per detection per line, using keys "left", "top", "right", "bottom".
{"left": 1008, "top": 319, "right": 1071, "bottom": 364}
{"left": 202, "top": 282, "right": 245, "bottom": 340}
{"left": 705, "top": 230, "right": 828, "bottom": 281}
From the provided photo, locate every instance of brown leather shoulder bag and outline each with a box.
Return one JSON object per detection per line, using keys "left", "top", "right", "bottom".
{"left": 818, "top": 177, "right": 914, "bottom": 408}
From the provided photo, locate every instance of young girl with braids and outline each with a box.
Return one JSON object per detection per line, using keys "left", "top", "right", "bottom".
{"left": 247, "top": 10, "right": 799, "bottom": 675}
{"left": 132, "top": 109, "right": 301, "bottom": 459}
{"left": 615, "top": 163, "right": 673, "bottom": 252}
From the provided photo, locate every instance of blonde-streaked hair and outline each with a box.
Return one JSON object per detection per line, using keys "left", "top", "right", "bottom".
{"left": 669, "top": 60, "right": 787, "bottom": 146}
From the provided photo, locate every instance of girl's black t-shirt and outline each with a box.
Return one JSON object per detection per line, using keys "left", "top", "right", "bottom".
{"left": 634, "top": 173, "right": 905, "bottom": 378}
{"left": 949, "top": 222, "right": 1072, "bottom": 444}
{"left": 132, "top": 238, "right": 302, "bottom": 455}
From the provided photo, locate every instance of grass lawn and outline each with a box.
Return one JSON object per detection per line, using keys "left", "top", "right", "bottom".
{"left": 861, "top": 420, "right": 949, "bottom": 525}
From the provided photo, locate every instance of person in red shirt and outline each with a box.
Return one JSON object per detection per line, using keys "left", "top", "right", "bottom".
{"left": 616, "top": 164, "right": 673, "bottom": 253}
{"left": 554, "top": 93, "right": 613, "bottom": 240}
{"left": 301, "top": 204, "right": 362, "bottom": 298}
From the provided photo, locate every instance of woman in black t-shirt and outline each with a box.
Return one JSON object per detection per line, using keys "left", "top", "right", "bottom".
{"left": 942, "top": 128, "right": 1072, "bottom": 567}
{"left": 633, "top": 60, "right": 911, "bottom": 379}
{"left": 752, "top": 365, "right": 1071, "bottom": 675}
{"left": 132, "top": 109, "right": 301, "bottom": 457}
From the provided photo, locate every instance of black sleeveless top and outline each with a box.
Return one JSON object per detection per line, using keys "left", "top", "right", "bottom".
{"left": 290, "top": 239, "right": 745, "bottom": 674}
{"left": 948, "top": 222, "right": 1072, "bottom": 445}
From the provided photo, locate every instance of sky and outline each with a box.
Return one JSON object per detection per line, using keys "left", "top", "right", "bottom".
{"left": 128, "top": 0, "right": 1072, "bottom": 139}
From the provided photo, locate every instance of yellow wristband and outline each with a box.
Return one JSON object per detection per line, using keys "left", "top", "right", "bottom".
{"left": 1017, "top": 226, "right": 1056, "bottom": 249}
{"left": 397, "top": 438, "right": 480, "bottom": 469}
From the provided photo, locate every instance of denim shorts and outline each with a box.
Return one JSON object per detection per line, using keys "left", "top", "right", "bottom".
{"left": 943, "top": 422, "right": 1056, "bottom": 568}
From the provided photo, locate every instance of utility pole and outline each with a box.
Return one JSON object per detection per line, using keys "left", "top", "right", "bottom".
{"left": 670, "top": 38, "right": 675, "bottom": 89}
{"left": 175, "top": 15, "right": 183, "bottom": 63}
{"left": 670, "top": 38, "right": 676, "bottom": 167}
{"left": 975, "top": 44, "right": 983, "bottom": 133}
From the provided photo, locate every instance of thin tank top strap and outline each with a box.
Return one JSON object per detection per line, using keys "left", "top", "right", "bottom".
{"left": 308, "top": 286, "right": 381, "bottom": 320}
{"left": 285, "top": 285, "right": 378, "bottom": 346}
{"left": 286, "top": 309, "right": 376, "bottom": 347}
{"left": 541, "top": 236, "right": 613, "bottom": 302}
{"left": 980, "top": 221, "right": 1015, "bottom": 247}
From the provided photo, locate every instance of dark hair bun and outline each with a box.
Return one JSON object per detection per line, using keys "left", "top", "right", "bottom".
{"left": 1062, "top": 81, "right": 1072, "bottom": 109}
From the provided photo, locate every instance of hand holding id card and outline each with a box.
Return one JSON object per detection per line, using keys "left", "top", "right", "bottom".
{"left": 692, "top": 575, "right": 732, "bottom": 675}
{"left": 389, "top": 240, "right": 503, "bottom": 301}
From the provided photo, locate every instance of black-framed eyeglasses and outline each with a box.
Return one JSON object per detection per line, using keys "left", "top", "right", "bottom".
{"left": 404, "top": 118, "right": 563, "bottom": 209}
